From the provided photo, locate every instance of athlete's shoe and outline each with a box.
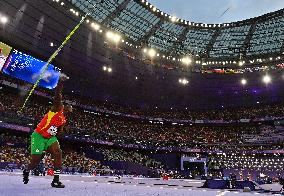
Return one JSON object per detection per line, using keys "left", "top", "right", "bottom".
{"left": 51, "top": 180, "right": 65, "bottom": 188}
{"left": 23, "top": 170, "right": 29, "bottom": 184}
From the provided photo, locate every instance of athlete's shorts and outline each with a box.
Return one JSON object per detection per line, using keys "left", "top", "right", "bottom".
{"left": 31, "top": 132, "right": 58, "bottom": 155}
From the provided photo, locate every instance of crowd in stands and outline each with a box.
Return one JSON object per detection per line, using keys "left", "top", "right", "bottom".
{"left": 97, "top": 148, "right": 164, "bottom": 170}
{"left": 0, "top": 77, "right": 284, "bottom": 152}
{"left": 0, "top": 146, "right": 29, "bottom": 166}
{"left": 0, "top": 134, "right": 164, "bottom": 175}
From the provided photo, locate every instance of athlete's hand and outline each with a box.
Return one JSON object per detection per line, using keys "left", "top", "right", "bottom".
{"left": 60, "top": 73, "right": 69, "bottom": 81}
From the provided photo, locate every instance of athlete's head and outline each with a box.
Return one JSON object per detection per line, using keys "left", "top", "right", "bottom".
{"left": 64, "top": 104, "right": 73, "bottom": 113}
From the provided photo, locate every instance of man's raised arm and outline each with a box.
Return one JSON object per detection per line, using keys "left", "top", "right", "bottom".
{"left": 51, "top": 73, "right": 69, "bottom": 112}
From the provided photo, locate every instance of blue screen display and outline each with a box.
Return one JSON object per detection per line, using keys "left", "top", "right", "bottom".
{"left": 2, "top": 49, "right": 60, "bottom": 89}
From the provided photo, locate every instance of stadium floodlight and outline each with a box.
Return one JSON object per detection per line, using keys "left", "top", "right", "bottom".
{"left": 0, "top": 16, "right": 8, "bottom": 24}
{"left": 238, "top": 61, "right": 244, "bottom": 66}
{"left": 241, "top": 79, "right": 247, "bottom": 85}
{"left": 148, "top": 49, "right": 156, "bottom": 58}
{"left": 181, "top": 57, "right": 192, "bottom": 65}
{"left": 262, "top": 75, "right": 271, "bottom": 84}
{"left": 171, "top": 16, "right": 177, "bottom": 22}
{"left": 179, "top": 78, "right": 189, "bottom": 85}
{"left": 106, "top": 31, "right": 121, "bottom": 43}
{"left": 112, "top": 34, "right": 121, "bottom": 43}
{"left": 91, "top": 22, "right": 100, "bottom": 31}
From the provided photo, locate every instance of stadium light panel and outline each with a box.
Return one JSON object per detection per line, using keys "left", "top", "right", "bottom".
{"left": 179, "top": 78, "right": 189, "bottom": 85}
{"left": 0, "top": 16, "right": 8, "bottom": 24}
{"left": 238, "top": 61, "right": 244, "bottom": 66}
{"left": 106, "top": 31, "right": 121, "bottom": 43}
{"left": 241, "top": 79, "right": 247, "bottom": 85}
{"left": 148, "top": 49, "right": 156, "bottom": 58}
{"left": 91, "top": 23, "right": 100, "bottom": 31}
{"left": 171, "top": 16, "right": 177, "bottom": 22}
{"left": 262, "top": 75, "right": 271, "bottom": 84}
{"left": 181, "top": 57, "right": 192, "bottom": 65}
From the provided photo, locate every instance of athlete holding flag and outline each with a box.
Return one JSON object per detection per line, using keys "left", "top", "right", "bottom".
{"left": 23, "top": 73, "right": 72, "bottom": 188}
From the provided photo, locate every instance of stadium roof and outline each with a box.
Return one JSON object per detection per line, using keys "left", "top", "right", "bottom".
{"left": 148, "top": 0, "right": 284, "bottom": 24}
{"left": 69, "top": 0, "right": 284, "bottom": 61}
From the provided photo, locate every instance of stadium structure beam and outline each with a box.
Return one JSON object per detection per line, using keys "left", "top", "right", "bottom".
{"left": 137, "top": 19, "right": 164, "bottom": 44}
{"left": 205, "top": 28, "right": 221, "bottom": 58}
{"left": 167, "top": 26, "right": 190, "bottom": 55}
{"left": 242, "top": 22, "right": 257, "bottom": 58}
{"left": 281, "top": 40, "right": 284, "bottom": 54}
{"left": 101, "top": 0, "right": 131, "bottom": 26}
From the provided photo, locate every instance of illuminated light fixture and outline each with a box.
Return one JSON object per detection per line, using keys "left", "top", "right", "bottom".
{"left": 270, "top": 57, "right": 273, "bottom": 61}
{"left": 179, "top": 78, "right": 189, "bottom": 85}
{"left": 91, "top": 22, "right": 100, "bottom": 31}
{"left": 241, "top": 79, "right": 247, "bottom": 85}
{"left": 107, "top": 67, "right": 112, "bottom": 72}
{"left": 50, "top": 42, "right": 54, "bottom": 47}
{"left": 262, "top": 75, "right": 271, "bottom": 84}
{"left": 157, "top": 53, "right": 160, "bottom": 57}
{"left": 55, "top": 0, "right": 59, "bottom": 2}
{"left": 75, "top": 12, "right": 79, "bottom": 16}
{"left": 171, "top": 16, "right": 177, "bottom": 22}
{"left": 181, "top": 57, "right": 192, "bottom": 65}
{"left": 148, "top": 48, "right": 156, "bottom": 58}
{"left": 86, "top": 19, "right": 90, "bottom": 23}
{"left": 106, "top": 31, "right": 121, "bottom": 43}
{"left": 152, "top": 7, "right": 157, "bottom": 12}
{"left": 135, "top": 76, "right": 138, "bottom": 80}
{"left": 99, "top": 29, "right": 103, "bottom": 33}
{"left": 60, "top": 2, "right": 64, "bottom": 5}
{"left": 172, "top": 57, "right": 176, "bottom": 61}
{"left": 102, "top": 66, "right": 107, "bottom": 71}
{"left": 143, "top": 48, "right": 147, "bottom": 53}
{"left": 121, "top": 39, "right": 125, "bottom": 43}
{"left": 238, "top": 61, "right": 245, "bottom": 66}
{"left": 0, "top": 16, "right": 8, "bottom": 24}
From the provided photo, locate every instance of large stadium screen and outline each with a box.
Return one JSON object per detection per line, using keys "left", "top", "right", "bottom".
{"left": 0, "top": 41, "right": 12, "bottom": 71}
{"left": 2, "top": 49, "right": 60, "bottom": 89}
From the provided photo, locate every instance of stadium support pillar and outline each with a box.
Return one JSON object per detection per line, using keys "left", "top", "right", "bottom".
{"left": 242, "top": 21, "right": 257, "bottom": 58}
{"left": 167, "top": 26, "right": 190, "bottom": 56}
{"left": 205, "top": 28, "right": 221, "bottom": 58}
{"left": 137, "top": 20, "right": 164, "bottom": 44}
{"left": 101, "top": 0, "right": 131, "bottom": 26}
